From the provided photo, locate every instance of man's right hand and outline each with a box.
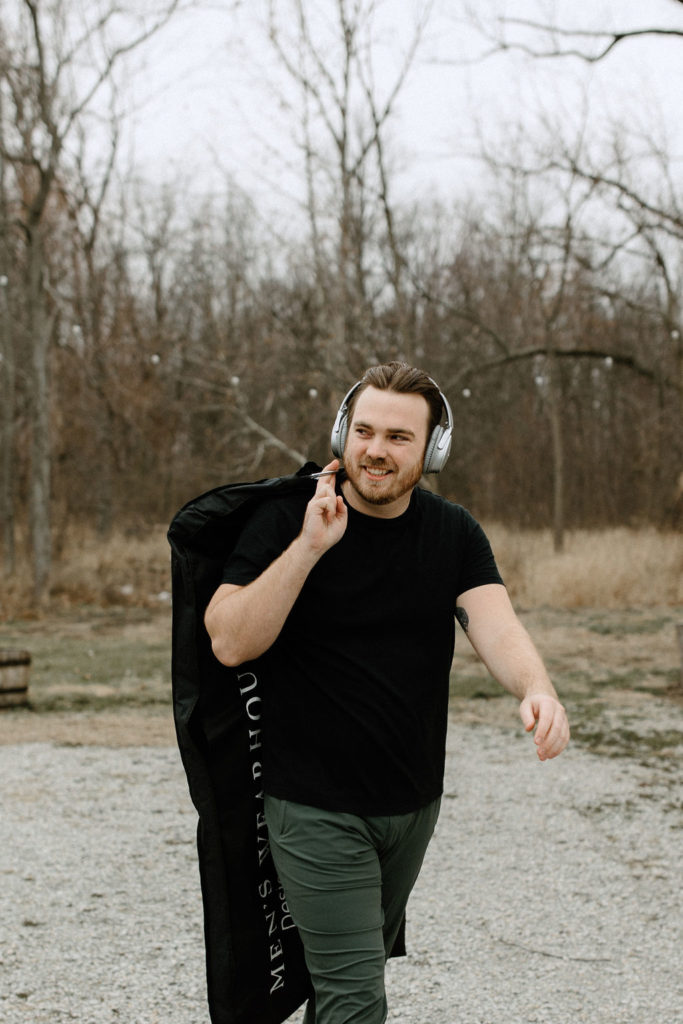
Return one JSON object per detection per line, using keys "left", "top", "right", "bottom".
{"left": 299, "top": 459, "right": 348, "bottom": 556}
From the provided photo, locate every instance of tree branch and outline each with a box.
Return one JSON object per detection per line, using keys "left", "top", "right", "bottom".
{"left": 445, "top": 346, "right": 677, "bottom": 393}
{"left": 236, "top": 410, "right": 309, "bottom": 466}
{"left": 497, "top": 16, "right": 683, "bottom": 63}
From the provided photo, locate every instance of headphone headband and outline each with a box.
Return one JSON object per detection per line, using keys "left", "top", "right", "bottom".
{"left": 330, "top": 378, "right": 453, "bottom": 474}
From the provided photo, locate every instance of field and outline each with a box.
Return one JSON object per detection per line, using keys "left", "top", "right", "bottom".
{"left": 0, "top": 526, "right": 681, "bottom": 760}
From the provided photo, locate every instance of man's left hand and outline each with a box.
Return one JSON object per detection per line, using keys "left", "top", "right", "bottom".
{"left": 520, "top": 694, "right": 570, "bottom": 761}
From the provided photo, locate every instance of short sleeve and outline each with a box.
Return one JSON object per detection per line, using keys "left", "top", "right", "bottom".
{"left": 455, "top": 511, "right": 504, "bottom": 597}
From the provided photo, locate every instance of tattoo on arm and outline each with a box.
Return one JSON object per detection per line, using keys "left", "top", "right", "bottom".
{"left": 455, "top": 606, "right": 469, "bottom": 634}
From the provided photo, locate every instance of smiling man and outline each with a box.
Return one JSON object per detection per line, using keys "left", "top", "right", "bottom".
{"left": 205, "top": 361, "right": 570, "bottom": 1024}
{"left": 340, "top": 386, "right": 429, "bottom": 513}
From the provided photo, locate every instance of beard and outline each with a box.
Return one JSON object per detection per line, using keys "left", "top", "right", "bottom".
{"left": 343, "top": 456, "right": 424, "bottom": 507}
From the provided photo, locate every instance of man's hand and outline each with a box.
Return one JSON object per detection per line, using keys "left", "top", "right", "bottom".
{"left": 299, "top": 459, "right": 347, "bottom": 555}
{"left": 520, "top": 694, "right": 570, "bottom": 761}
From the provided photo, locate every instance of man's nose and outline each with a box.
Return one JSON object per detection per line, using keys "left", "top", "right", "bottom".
{"left": 366, "top": 436, "right": 387, "bottom": 459}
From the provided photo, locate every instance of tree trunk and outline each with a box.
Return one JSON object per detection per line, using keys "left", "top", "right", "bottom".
{"left": 0, "top": 274, "right": 15, "bottom": 576}
{"left": 28, "top": 232, "right": 52, "bottom": 602}
{"left": 0, "top": 88, "right": 15, "bottom": 576}
{"left": 546, "top": 353, "right": 565, "bottom": 553}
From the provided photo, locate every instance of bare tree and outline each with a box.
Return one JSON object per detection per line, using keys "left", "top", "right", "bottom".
{"left": 417, "top": 3, "right": 681, "bottom": 532}
{"left": 264, "top": 0, "right": 432, "bottom": 384}
{"left": 0, "top": 0, "right": 185, "bottom": 600}
{"left": 60, "top": 116, "right": 123, "bottom": 538}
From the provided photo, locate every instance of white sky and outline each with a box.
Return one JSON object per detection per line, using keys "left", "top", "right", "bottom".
{"left": 120, "top": 0, "right": 683, "bottom": 215}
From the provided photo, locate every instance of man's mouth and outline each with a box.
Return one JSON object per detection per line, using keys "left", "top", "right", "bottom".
{"left": 362, "top": 465, "right": 392, "bottom": 479}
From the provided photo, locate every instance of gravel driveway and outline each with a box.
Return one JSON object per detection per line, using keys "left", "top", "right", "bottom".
{"left": 1, "top": 713, "right": 681, "bottom": 1024}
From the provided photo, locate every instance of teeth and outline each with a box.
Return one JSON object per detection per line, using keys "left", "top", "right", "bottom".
{"left": 366, "top": 468, "right": 389, "bottom": 476}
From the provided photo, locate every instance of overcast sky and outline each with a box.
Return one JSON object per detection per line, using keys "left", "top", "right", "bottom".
{"left": 121, "top": 0, "right": 683, "bottom": 214}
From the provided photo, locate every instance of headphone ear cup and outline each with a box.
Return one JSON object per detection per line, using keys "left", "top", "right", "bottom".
{"left": 422, "top": 425, "right": 441, "bottom": 474}
{"left": 330, "top": 417, "right": 346, "bottom": 458}
{"left": 423, "top": 384, "right": 454, "bottom": 473}
{"left": 330, "top": 382, "right": 361, "bottom": 459}
{"left": 423, "top": 424, "right": 452, "bottom": 474}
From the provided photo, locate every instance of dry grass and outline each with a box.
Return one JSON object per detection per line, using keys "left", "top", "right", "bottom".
{"left": 0, "top": 527, "right": 172, "bottom": 620}
{"left": 487, "top": 525, "right": 683, "bottom": 609}
{"left": 0, "top": 524, "right": 681, "bottom": 620}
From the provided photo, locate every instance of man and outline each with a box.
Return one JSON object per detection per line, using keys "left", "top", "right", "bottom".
{"left": 205, "top": 362, "right": 570, "bottom": 1024}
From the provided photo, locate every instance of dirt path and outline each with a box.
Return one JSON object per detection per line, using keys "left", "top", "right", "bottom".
{"left": 0, "top": 705, "right": 177, "bottom": 746}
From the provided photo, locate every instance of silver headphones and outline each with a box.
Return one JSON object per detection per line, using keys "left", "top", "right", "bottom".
{"left": 330, "top": 379, "right": 453, "bottom": 474}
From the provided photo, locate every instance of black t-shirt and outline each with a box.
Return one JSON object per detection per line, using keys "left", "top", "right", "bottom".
{"left": 222, "top": 484, "right": 503, "bottom": 815}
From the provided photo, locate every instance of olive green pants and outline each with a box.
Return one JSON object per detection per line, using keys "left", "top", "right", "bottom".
{"left": 264, "top": 795, "right": 441, "bottom": 1024}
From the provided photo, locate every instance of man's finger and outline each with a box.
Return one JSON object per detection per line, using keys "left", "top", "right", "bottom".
{"left": 535, "top": 708, "right": 570, "bottom": 760}
{"left": 533, "top": 702, "right": 555, "bottom": 744}
{"left": 314, "top": 459, "right": 340, "bottom": 495}
{"left": 520, "top": 700, "right": 537, "bottom": 732}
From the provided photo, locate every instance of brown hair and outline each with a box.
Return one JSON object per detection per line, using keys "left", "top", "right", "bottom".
{"left": 347, "top": 362, "right": 444, "bottom": 437}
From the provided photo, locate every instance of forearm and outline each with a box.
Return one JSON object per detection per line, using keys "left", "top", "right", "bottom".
{"left": 458, "top": 585, "right": 569, "bottom": 760}
{"left": 205, "top": 536, "right": 320, "bottom": 667}
{"left": 458, "top": 584, "right": 557, "bottom": 700}
{"left": 472, "top": 616, "right": 558, "bottom": 702}
{"left": 484, "top": 621, "right": 570, "bottom": 760}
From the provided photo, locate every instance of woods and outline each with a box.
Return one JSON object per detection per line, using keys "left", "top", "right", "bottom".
{"left": 1, "top": 0, "right": 681, "bottom": 601}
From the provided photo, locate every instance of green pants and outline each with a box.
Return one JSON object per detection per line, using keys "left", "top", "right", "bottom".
{"left": 264, "top": 795, "right": 441, "bottom": 1024}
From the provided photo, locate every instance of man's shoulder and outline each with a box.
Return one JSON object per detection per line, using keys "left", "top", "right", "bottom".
{"left": 414, "top": 486, "right": 472, "bottom": 523}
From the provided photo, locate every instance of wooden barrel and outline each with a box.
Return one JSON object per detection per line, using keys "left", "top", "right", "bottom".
{"left": 0, "top": 649, "right": 31, "bottom": 708}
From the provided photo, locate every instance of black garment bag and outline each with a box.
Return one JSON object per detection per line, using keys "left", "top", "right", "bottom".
{"left": 168, "top": 465, "right": 318, "bottom": 1024}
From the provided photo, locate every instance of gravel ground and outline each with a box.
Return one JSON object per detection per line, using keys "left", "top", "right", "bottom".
{"left": 1, "top": 714, "right": 681, "bottom": 1024}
